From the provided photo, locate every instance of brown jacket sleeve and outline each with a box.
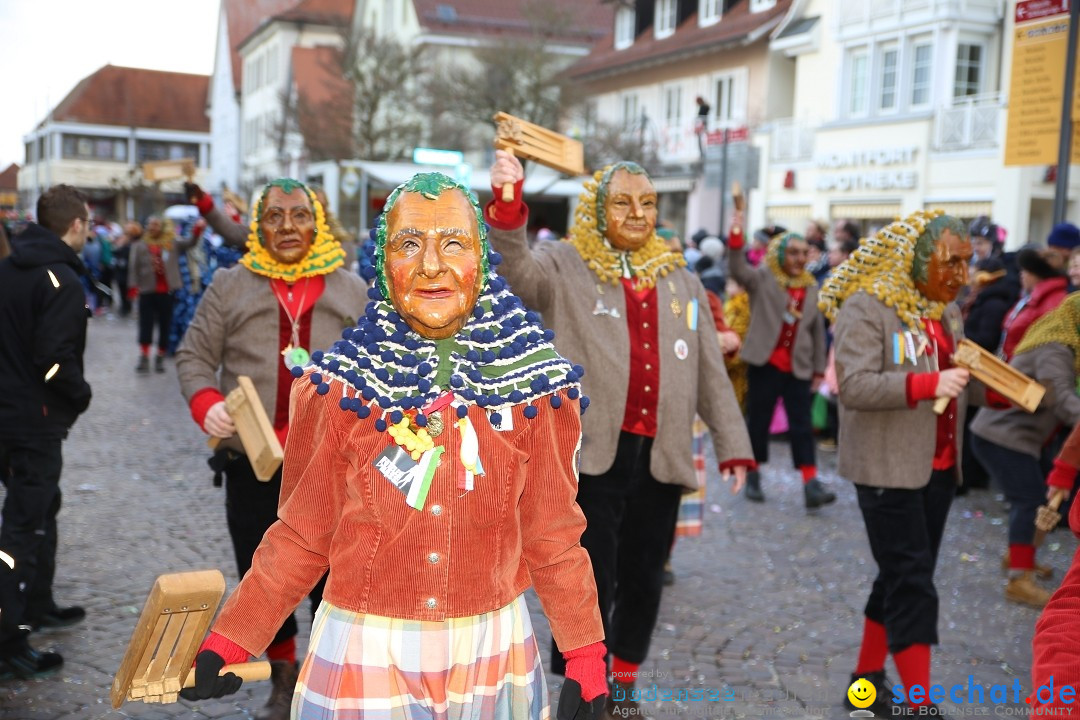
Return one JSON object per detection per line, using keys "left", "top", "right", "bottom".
{"left": 486, "top": 221, "right": 556, "bottom": 312}
{"left": 213, "top": 377, "right": 345, "bottom": 655}
{"left": 726, "top": 243, "right": 760, "bottom": 293}
{"left": 834, "top": 292, "right": 911, "bottom": 411}
{"left": 520, "top": 391, "right": 604, "bottom": 652}
{"left": 203, "top": 205, "right": 249, "bottom": 251}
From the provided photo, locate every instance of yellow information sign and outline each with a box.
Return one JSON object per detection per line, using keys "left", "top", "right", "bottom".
{"left": 1005, "top": 11, "right": 1079, "bottom": 165}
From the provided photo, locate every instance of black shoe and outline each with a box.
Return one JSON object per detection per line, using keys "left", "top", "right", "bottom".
{"left": 30, "top": 605, "right": 85, "bottom": 632}
{"left": 136, "top": 355, "right": 150, "bottom": 373}
{"left": 804, "top": 478, "right": 836, "bottom": 509}
{"left": 845, "top": 670, "right": 899, "bottom": 717}
{"left": 154, "top": 355, "right": 165, "bottom": 373}
{"left": 744, "top": 470, "right": 765, "bottom": 502}
{"left": 0, "top": 631, "right": 63, "bottom": 680}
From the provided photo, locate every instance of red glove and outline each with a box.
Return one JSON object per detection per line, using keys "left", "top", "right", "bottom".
{"left": 727, "top": 225, "right": 745, "bottom": 251}
{"left": 484, "top": 179, "right": 526, "bottom": 231}
{"left": 563, "top": 641, "right": 608, "bottom": 702}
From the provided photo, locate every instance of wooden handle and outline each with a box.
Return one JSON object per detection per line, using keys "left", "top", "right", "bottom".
{"left": 1049, "top": 489, "right": 1067, "bottom": 512}
{"left": 732, "top": 181, "right": 745, "bottom": 212}
{"left": 501, "top": 182, "right": 514, "bottom": 202}
{"left": 181, "top": 661, "right": 272, "bottom": 689}
{"left": 207, "top": 436, "right": 221, "bottom": 450}
{"left": 932, "top": 396, "right": 950, "bottom": 415}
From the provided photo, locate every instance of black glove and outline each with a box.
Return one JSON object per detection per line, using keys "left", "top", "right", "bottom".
{"left": 184, "top": 182, "right": 205, "bottom": 204}
{"left": 178, "top": 649, "right": 243, "bottom": 700}
{"left": 556, "top": 678, "right": 607, "bottom": 720}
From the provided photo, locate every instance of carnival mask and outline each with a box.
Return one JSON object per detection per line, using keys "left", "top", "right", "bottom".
{"left": 259, "top": 186, "right": 316, "bottom": 265}
{"left": 384, "top": 189, "right": 483, "bottom": 340}
{"left": 915, "top": 229, "right": 972, "bottom": 303}
{"left": 602, "top": 168, "right": 658, "bottom": 252}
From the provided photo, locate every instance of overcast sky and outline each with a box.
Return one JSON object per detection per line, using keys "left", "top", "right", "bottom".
{"left": 0, "top": 0, "right": 220, "bottom": 169}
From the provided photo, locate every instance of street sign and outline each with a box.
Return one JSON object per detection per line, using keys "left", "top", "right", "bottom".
{"left": 412, "top": 147, "right": 465, "bottom": 166}
{"left": 1005, "top": 1, "right": 1080, "bottom": 165}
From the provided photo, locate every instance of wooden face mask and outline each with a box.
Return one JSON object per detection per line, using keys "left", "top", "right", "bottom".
{"left": 383, "top": 189, "right": 483, "bottom": 340}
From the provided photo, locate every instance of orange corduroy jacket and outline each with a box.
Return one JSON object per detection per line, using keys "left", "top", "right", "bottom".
{"left": 213, "top": 376, "right": 604, "bottom": 654}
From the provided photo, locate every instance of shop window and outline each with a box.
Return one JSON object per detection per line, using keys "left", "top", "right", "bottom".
{"left": 655, "top": 0, "right": 677, "bottom": 39}
{"left": 664, "top": 85, "right": 683, "bottom": 127}
{"left": 954, "top": 43, "right": 983, "bottom": 98}
{"left": 700, "top": 0, "right": 721, "bottom": 26}
{"left": 621, "top": 93, "right": 640, "bottom": 130}
{"left": 615, "top": 6, "right": 636, "bottom": 49}
{"left": 910, "top": 43, "right": 933, "bottom": 107}
{"left": 61, "top": 134, "right": 126, "bottom": 162}
{"left": 879, "top": 47, "right": 898, "bottom": 112}
{"left": 848, "top": 51, "right": 869, "bottom": 117}
{"left": 136, "top": 140, "right": 199, "bottom": 164}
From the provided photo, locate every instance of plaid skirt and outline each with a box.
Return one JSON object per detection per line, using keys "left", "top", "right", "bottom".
{"left": 293, "top": 595, "right": 549, "bottom": 720}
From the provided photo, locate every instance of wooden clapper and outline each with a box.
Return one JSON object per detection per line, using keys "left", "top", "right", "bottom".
{"left": 493, "top": 111, "right": 584, "bottom": 201}
{"left": 933, "top": 339, "right": 1045, "bottom": 415}
{"left": 111, "top": 570, "right": 270, "bottom": 707}
{"left": 208, "top": 375, "right": 284, "bottom": 481}
{"left": 142, "top": 158, "right": 196, "bottom": 183}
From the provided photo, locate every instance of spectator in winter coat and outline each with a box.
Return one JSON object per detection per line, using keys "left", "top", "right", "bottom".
{"left": 963, "top": 258, "right": 1017, "bottom": 351}
{"left": 1000, "top": 246, "right": 1069, "bottom": 360}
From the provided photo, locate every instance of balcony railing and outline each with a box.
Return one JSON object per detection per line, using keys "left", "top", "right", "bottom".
{"left": 933, "top": 92, "right": 1002, "bottom": 152}
{"left": 770, "top": 118, "right": 815, "bottom": 162}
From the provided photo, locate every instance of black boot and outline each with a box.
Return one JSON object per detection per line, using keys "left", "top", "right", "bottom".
{"left": 254, "top": 660, "right": 298, "bottom": 720}
{"left": 804, "top": 478, "right": 836, "bottom": 509}
{"left": 135, "top": 355, "right": 149, "bottom": 373}
{"left": 744, "top": 470, "right": 765, "bottom": 502}
{"left": 154, "top": 355, "right": 166, "bottom": 373}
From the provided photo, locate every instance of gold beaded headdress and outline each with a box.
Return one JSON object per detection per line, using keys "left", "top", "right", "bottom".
{"left": 818, "top": 210, "right": 956, "bottom": 332}
{"left": 565, "top": 163, "right": 685, "bottom": 289}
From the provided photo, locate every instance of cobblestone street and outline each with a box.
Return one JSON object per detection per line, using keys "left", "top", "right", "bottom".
{"left": 0, "top": 313, "right": 1062, "bottom": 719}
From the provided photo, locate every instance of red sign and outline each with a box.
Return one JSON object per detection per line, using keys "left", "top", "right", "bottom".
{"left": 705, "top": 127, "right": 749, "bottom": 146}
{"left": 1016, "top": 0, "right": 1069, "bottom": 23}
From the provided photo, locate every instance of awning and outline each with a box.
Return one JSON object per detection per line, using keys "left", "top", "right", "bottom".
{"left": 766, "top": 204, "right": 811, "bottom": 220}
{"left": 830, "top": 202, "right": 902, "bottom": 220}
{"left": 924, "top": 201, "right": 992, "bottom": 218}
{"left": 343, "top": 160, "right": 588, "bottom": 198}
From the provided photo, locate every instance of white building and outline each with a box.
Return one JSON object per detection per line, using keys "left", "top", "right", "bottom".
{"left": 19, "top": 65, "right": 211, "bottom": 220}
{"left": 207, "top": 0, "right": 298, "bottom": 197}
{"left": 755, "top": 0, "right": 1080, "bottom": 246}
{"left": 567, "top": 0, "right": 795, "bottom": 238}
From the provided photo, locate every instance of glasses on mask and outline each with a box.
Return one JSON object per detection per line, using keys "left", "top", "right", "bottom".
{"left": 261, "top": 208, "right": 313, "bottom": 228}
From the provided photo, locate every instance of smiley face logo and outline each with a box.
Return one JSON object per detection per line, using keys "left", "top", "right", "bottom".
{"left": 847, "top": 678, "right": 876, "bottom": 709}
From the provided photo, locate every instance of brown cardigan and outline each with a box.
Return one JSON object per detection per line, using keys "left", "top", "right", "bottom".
{"left": 727, "top": 245, "right": 827, "bottom": 380}
{"left": 970, "top": 343, "right": 1080, "bottom": 459}
{"left": 487, "top": 223, "right": 752, "bottom": 489}
{"left": 213, "top": 382, "right": 604, "bottom": 655}
{"left": 833, "top": 292, "right": 981, "bottom": 489}
{"left": 127, "top": 234, "right": 196, "bottom": 293}
{"left": 175, "top": 265, "right": 368, "bottom": 454}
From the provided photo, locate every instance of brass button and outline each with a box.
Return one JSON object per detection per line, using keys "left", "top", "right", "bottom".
{"left": 428, "top": 552, "right": 440, "bottom": 564}
{"left": 641, "top": 408, "right": 648, "bottom": 415}
{"left": 645, "top": 363, "right": 652, "bottom": 371}
{"left": 644, "top": 385, "right": 651, "bottom": 392}
{"left": 643, "top": 322, "right": 650, "bottom": 329}
{"left": 430, "top": 504, "right": 443, "bottom": 516}
{"left": 644, "top": 343, "right": 651, "bottom": 350}
{"left": 426, "top": 597, "right": 437, "bottom": 609}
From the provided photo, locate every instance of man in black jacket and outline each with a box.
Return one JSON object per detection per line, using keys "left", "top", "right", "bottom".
{"left": 0, "top": 184, "right": 93, "bottom": 678}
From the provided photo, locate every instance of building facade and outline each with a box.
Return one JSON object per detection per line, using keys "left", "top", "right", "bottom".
{"left": 19, "top": 65, "right": 211, "bottom": 221}
{"left": 755, "top": 0, "right": 1079, "bottom": 247}
{"left": 568, "top": 0, "right": 794, "bottom": 239}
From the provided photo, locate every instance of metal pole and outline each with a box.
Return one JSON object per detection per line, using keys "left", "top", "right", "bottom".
{"left": 1052, "top": 0, "right": 1080, "bottom": 224}
{"left": 719, "top": 128, "right": 729, "bottom": 236}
